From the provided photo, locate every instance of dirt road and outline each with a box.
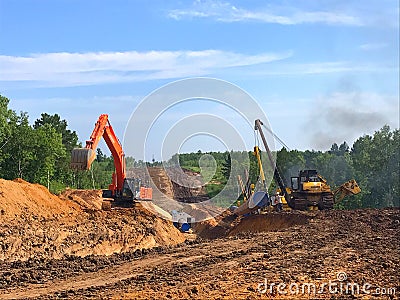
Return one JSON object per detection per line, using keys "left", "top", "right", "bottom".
{"left": 0, "top": 208, "right": 398, "bottom": 299}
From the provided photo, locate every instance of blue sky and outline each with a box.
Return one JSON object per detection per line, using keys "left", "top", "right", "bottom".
{"left": 0, "top": 0, "right": 399, "bottom": 159}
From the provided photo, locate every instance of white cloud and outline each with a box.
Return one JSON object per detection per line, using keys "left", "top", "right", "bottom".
{"left": 168, "top": 1, "right": 363, "bottom": 26}
{"left": 231, "top": 61, "right": 397, "bottom": 77}
{"left": 359, "top": 43, "right": 388, "bottom": 51}
{"left": 0, "top": 50, "right": 292, "bottom": 87}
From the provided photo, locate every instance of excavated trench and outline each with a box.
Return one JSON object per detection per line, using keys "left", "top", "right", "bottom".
{"left": 129, "top": 167, "right": 313, "bottom": 239}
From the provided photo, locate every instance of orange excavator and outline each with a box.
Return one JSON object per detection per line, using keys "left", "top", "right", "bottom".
{"left": 70, "top": 114, "right": 152, "bottom": 209}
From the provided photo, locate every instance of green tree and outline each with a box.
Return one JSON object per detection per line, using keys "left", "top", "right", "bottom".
{"left": 276, "top": 148, "right": 305, "bottom": 180}
{"left": 0, "top": 95, "right": 16, "bottom": 167}
{"left": 351, "top": 126, "right": 399, "bottom": 207}
{"left": 33, "top": 113, "right": 79, "bottom": 189}
{"left": 96, "top": 148, "right": 107, "bottom": 162}
{"left": 33, "top": 113, "right": 78, "bottom": 153}
{"left": 31, "top": 124, "right": 66, "bottom": 186}
{"left": 1, "top": 112, "right": 35, "bottom": 179}
{"left": 329, "top": 141, "right": 349, "bottom": 156}
{"left": 221, "top": 151, "right": 231, "bottom": 180}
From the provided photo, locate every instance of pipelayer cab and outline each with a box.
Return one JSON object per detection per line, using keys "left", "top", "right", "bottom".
{"left": 70, "top": 114, "right": 152, "bottom": 209}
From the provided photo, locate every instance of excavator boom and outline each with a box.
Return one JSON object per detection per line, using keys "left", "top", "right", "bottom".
{"left": 70, "top": 114, "right": 126, "bottom": 192}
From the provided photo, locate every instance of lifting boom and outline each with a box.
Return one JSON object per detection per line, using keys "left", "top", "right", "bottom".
{"left": 253, "top": 119, "right": 360, "bottom": 210}
{"left": 254, "top": 119, "right": 293, "bottom": 208}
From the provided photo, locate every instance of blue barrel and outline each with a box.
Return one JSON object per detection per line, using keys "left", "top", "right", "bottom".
{"left": 181, "top": 223, "right": 191, "bottom": 232}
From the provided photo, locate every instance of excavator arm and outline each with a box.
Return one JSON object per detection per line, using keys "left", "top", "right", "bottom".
{"left": 70, "top": 114, "right": 126, "bottom": 193}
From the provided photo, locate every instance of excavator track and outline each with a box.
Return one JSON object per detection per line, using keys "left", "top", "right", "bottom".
{"left": 318, "top": 193, "right": 334, "bottom": 210}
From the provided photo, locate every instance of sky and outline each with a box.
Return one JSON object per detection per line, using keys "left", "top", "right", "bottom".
{"left": 0, "top": 0, "right": 399, "bottom": 160}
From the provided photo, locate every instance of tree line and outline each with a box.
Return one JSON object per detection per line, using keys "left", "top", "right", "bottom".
{"left": 1, "top": 94, "right": 398, "bottom": 208}
{"left": 0, "top": 95, "right": 115, "bottom": 193}
{"left": 170, "top": 131, "right": 399, "bottom": 209}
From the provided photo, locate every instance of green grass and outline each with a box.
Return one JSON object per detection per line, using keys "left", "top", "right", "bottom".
{"left": 205, "top": 183, "right": 223, "bottom": 198}
{"left": 183, "top": 166, "right": 201, "bottom": 173}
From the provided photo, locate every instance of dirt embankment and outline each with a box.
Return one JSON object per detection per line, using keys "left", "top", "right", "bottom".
{"left": 194, "top": 210, "right": 313, "bottom": 239}
{"left": 0, "top": 176, "right": 398, "bottom": 299}
{"left": 59, "top": 189, "right": 103, "bottom": 210}
{"left": 129, "top": 167, "right": 210, "bottom": 203}
{"left": 0, "top": 179, "right": 185, "bottom": 262}
{"left": 0, "top": 208, "right": 398, "bottom": 299}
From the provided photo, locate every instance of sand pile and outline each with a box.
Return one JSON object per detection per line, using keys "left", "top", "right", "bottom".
{"left": 0, "top": 179, "right": 185, "bottom": 262}
{"left": 194, "top": 210, "right": 312, "bottom": 239}
{"left": 59, "top": 189, "right": 103, "bottom": 210}
{"left": 0, "top": 178, "right": 80, "bottom": 221}
{"left": 228, "top": 212, "right": 310, "bottom": 236}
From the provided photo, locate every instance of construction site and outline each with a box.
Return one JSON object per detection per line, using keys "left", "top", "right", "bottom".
{"left": 0, "top": 115, "right": 398, "bottom": 299}
{"left": 1, "top": 0, "right": 399, "bottom": 298}
{"left": 0, "top": 176, "right": 398, "bottom": 299}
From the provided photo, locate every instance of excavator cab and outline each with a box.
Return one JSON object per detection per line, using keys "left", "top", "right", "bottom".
{"left": 122, "top": 178, "right": 152, "bottom": 201}
{"left": 123, "top": 178, "right": 141, "bottom": 199}
{"left": 102, "top": 177, "right": 152, "bottom": 210}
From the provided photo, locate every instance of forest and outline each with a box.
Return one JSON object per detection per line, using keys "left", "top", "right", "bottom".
{"left": 1, "top": 94, "right": 398, "bottom": 209}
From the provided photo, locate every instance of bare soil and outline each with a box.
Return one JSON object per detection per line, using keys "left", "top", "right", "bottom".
{"left": 0, "top": 177, "right": 398, "bottom": 299}
{"left": 0, "top": 179, "right": 185, "bottom": 262}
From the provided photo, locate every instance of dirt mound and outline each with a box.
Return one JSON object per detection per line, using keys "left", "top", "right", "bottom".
{"left": 128, "top": 167, "right": 209, "bottom": 203}
{"left": 194, "top": 210, "right": 312, "bottom": 239}
{"left": 228, "top": 212, "right": 310, "bottom": 236}
{"left": 0, "top": 206, "right": 186, "bottom": 262}
{"left": 0, "top": 178, "right": 80, "bottom": 221}
{"left": 182, "top": 203, "right": 225, "bottom": 221}
{"left": 0, "top": 179, "right": 185, "bottom": 262}
{"left": 0, "top": 208, "right": 398, "bottom": 299}
{"left": 59, "top": 189, "right": 103, "bottom": 210}
{"left": 194, "top": 210, "right": 237, "bottom": 238}
{"left": 147, "top": 167, "right": 175, "bottom": 199}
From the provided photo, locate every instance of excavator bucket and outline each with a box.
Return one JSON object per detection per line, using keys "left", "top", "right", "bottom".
{"left": 334, "top": 179, "right": 362, "bottom": 203}
{"left": 341, "top": 179, "right": 361, "bottom": 195}
{"left": 70, "top": 148, "right": 95, "bottom": 170}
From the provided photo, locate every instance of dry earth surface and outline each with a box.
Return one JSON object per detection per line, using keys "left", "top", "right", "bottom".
{"left": 0, "top": 178, "right": 398, "bottom": 299}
